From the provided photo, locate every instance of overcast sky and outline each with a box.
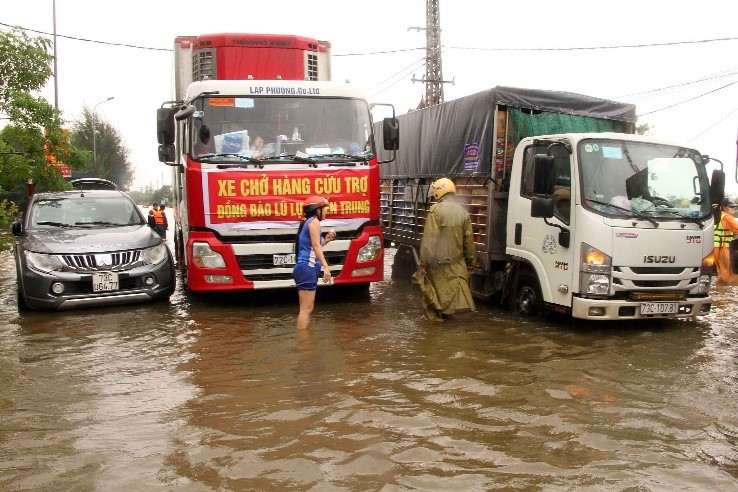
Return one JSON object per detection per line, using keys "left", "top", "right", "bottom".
{"left": 3, "top": 0, "right": 737, "bottom": 192}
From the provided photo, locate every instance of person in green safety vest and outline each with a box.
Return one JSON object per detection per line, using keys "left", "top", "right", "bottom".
{"left": 713, "top": 197, "right": 738, "bottom": 284}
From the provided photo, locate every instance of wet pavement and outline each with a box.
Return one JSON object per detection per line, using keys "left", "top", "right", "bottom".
{"left": 1, "top": 245, "right": 737, "bottom": 490}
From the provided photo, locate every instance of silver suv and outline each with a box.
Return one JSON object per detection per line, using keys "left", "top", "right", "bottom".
{"left": 11, "top": 189, "right": 175, "bottom": 310}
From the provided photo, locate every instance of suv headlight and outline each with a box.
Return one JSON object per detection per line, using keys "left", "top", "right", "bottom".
{"left": 357, "top": 235, "right": 382, "bottom": 263}
{"left": 25, "top": 251, "right": 64, "bottom": 273}
{"left": 141, "top": 244, "right": 168, "bottom": 265}
{"left": 192, "top": 242, "right": 226, "bottom": 269}
{"left": 579, "top": 243, "right": 612, "bottom": 297}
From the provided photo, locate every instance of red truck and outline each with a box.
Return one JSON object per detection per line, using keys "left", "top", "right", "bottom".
{"left": 156, "top": 33, "right": 398, "bottom": 291}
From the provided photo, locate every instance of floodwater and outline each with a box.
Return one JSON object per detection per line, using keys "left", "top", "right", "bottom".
{"left": 1, "top": 244, "right": 738, "bottom": 490}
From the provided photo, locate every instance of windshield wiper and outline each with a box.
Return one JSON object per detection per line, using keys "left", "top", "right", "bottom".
{"left": 281, "top": 154, "right": 316, "bottom": 166}
{"left": 198, "top": 153, "right": 262, "bottom": 165}
{"left": 307, "top": 153, "right": 370, "bottom": 165}
{"left": 586, "top": 198, "right": 658, "bottom": 227}
{"left": 654, "top": 209, "right": 705, "bottom": 227}
{"left": 36, "top": 221, "right": 74, "bottom": 228}
{"left": 74, "top": 221, "right": 128, "bottom": 227}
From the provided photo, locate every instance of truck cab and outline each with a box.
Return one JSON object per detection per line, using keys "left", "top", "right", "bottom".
{"left": 508, "top": 133, "right": 716, "bottom": 319}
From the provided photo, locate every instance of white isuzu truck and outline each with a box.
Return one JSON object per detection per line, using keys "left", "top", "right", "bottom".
{"left": 378, "top": 86, "right": 725, "bottom": 320}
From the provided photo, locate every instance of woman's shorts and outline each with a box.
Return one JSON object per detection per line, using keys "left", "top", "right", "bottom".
{"left": 293, "top": 263, "right": 319, "bottom": 291}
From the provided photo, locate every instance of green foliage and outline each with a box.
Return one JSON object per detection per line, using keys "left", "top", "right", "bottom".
{"left": 0, "top": 29, "right": 52, "bottom": 116}
{"left": 0, "top": 199, "right": 20, "bottom": 251}
{"left": 128, "top": 185, "right": 173, "bottom": 206}
{"left": 0, "top": 124, "right": 72, "bottom": 211}
{"left": 636, "top": 123, "right": 652, "bottom": 135}
{"left": 70, "top": 106, "right": 133, "bottom": 190}
{"left": 0, "top": 28, "right": 82, "bottom": 212}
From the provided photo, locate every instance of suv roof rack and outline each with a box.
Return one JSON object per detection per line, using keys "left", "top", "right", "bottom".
{"left": 69, "top": 178, "right": 118, "bottom": 190}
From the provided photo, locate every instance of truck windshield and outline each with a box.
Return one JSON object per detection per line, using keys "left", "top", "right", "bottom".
{"left": 579, "top": 139, "right": 711, "bottom": 220}
{"left": 190, "top": 96, "right": 374, "bottom": 162}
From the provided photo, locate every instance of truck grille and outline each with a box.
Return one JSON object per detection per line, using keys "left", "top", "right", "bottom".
{"left": 61, "top": 251, "right": 141, "bottom": 272}
{"left": 236, "top": 251, "right": 347, "bottom": 270}
{"left": 612, "top": 266, "right": 699, "bottom": 291}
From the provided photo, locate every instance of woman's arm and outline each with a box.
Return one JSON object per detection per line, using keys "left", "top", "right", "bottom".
{"left": 308, "top": 219, "right": 332, "bottom": 281}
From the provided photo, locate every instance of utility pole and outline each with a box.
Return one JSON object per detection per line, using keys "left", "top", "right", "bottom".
{"left": 410, "top": 0, "right": 454, "bottom": 108}
{"left": 52, "top": 0, "right": 58, "bottom": 111}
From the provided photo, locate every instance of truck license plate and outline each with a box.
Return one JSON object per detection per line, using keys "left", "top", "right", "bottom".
{"left": 640, "top": 302, "right": 678, "bottom": 315}
{"left": 92, "top": 272, "right": 119, "bottom": 292}
{"left": 273, "top": 254, "right": 296, "bottom": 266}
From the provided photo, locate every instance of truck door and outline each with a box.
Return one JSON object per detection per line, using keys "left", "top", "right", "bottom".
{"left": 511, "top": 143, "right": 575, "bottom": 309}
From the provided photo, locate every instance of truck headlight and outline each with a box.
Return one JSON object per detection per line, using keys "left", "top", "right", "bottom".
{"left": 192, "top": 241, "right": 226, "bottom": 268}
{"left": 141, "top": 244, "right": 168, "bottom": 265}
{"left": 25, "top": 251, "right": 64, "bottom": 273}
{"left": 579, "top": 243, "right": 611, "bottom": 297}
{"left": 697, "top": 252, "right": 715, "bottom": 293}
{"left": 357, "top": 235, "right": 382, "bottom": 263}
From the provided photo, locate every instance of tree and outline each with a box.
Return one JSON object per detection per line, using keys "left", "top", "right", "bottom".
{"left": 128, "top": 185, "right": 173, "bottom": 206}
{"left": 636, "top": 122, "right": 652, "bottom": 135}
{"left": 0, "top": 28, "right": 84, "bottom": 213}
{"left": 70, "top": 106, "right": 133, "bottom": 190}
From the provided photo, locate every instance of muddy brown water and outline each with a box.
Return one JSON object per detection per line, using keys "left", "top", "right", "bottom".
{"left": 1, "top": 246, "right": 737, "bottom": 490}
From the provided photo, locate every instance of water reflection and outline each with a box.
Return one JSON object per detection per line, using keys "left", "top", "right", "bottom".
{"left": 0, "top": 249, "right": 737, "bottom": 489}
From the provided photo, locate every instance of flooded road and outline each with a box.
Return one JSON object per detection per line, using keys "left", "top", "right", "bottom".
{"left": 1, "top": 247, "right": 738, "bottom": 490}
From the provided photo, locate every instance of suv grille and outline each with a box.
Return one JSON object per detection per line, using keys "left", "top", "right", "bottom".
{"left": 61, "top": 251, "right": 141, "bottom": 272}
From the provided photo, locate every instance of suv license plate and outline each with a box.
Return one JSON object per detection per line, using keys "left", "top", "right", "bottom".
{"left": 273, "top": 254, "right": 296, "bottom": 266}
{"left": 92, "top": 272, "right": 119, "bottom": 292}
{"left": 640, "top": 302, "right": 678, "bottom": 315}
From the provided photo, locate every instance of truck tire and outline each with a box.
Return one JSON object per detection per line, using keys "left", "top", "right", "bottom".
{"left": 391, "top": 244, "right": 418, "bottom": 280}
{"left": 175, "top": 230, "right": 185, "bottom": 267}
{"left": 511, "top": 269, "right": 543, "bottom": 316}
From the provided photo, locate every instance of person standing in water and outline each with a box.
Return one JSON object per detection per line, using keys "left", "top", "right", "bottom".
{"left": 293, "top": 196, "right": 336, "bottom": 330}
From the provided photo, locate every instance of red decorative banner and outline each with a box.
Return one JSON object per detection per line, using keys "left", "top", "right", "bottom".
{"left": 205, "top": 168, "right": 374, "bottom": 224}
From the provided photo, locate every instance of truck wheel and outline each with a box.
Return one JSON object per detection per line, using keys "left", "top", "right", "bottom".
{"left": 512, "top": 270, "right": 543, "bottom": 316}
{"left": 175, "top": 231, "right": 185, "bottom": 267}
{"left": 391, "top": 244, "right": 417, "bottom": 280}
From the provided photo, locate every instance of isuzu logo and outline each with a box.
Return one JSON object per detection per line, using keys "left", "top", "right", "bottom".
{"left": 643, "top": 255, "right": 676, "bottom": 264}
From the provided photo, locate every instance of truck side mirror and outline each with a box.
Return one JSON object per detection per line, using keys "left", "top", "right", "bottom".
{"left": 175, "top": 104, "right": 196, "bottom": 121}
{"left": 158, "top": 144, "right": 176, "bottom": 163}
{"left": 531, "top": 196, "right": 554, "bottom": 219}
{"left": 382, "top": 117, "right": 399, "bottom": 151}
{"left": 11, "top": 220, "right": 22, "bottom": 236}
{"left": 709, "top": 168, "right": 725, "bottom": 206}
{"left": 533, "top": 154, "right": 555, "bottom": 195}
{"left": 157, "top": 107, "right": 177, "bottom": 145}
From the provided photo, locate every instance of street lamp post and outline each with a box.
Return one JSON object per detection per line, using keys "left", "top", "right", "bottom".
{"left": 92, "top": 96, "right": 114, "bottom": 175}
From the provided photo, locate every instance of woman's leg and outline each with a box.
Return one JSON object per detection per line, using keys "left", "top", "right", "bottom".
{"left": 297, "top": 289, "right": 316, "bottom": 330}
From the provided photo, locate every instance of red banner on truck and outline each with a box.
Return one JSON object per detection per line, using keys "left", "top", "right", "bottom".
{"left": 202, "top": 167, "right": 374, "bottom": 227}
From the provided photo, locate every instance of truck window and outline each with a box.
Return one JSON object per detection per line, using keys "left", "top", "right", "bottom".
{"left": 521, "top": 145, "right": 571, "bottom": 224}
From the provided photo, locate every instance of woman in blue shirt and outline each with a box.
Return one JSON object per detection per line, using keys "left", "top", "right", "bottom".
{"left": 293, "top": 195, "right": 335, "bottom": 329}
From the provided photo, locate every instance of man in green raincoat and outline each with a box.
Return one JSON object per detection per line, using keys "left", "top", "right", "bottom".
{"left": 413, "top": 178, "right": 476, "bottom": 321}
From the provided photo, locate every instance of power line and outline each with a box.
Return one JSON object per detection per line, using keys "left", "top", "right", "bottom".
{"left": 448, "top": 36, "right": 738, "bottom": 52}
{"left": 616, "top": 69, "right": 738, "bottom": 101}
{"left": 369, "top": 59, "right": 427, "bottom": 99}
{"left": 0, "top": 21, "right": 171, "bottom": 51}
{"left": 334, "top": 47, "right": 425, "bottom": 57}
{"left": 637, "top": 80, "right": 738, "bottom": 117}
{"left": 4, "top": 21, "right": 737, "bottom": 56}
{"left": 687, "top": 106, "right": 738, "bottom": 142}
{"left": 368, "top": 57, "right": 426, "bottom": 91}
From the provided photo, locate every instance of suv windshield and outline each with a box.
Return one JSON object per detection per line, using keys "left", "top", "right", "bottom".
{"left": 30, "top": 195, "right": 144, "bottom": 228}
{"left": 190, "top": 96, "right": 374, "bottom": 163}
{"left": 579, "top": 139, "right": 711, "bottom": 220}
